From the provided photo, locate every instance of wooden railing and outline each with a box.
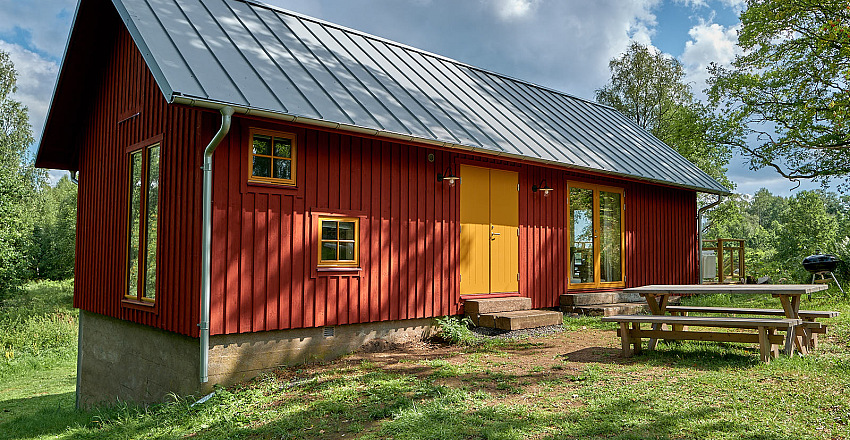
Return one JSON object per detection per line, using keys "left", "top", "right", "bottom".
{"left": 702, "top": 238, "right": 745, "bottom": 284}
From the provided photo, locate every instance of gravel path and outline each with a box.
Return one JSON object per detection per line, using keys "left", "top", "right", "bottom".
{"left": 471, "top": 324, "right": 565, "bottom": 339}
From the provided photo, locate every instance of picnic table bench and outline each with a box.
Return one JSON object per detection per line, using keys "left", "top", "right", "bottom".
{"left": 664, "top": 306, "right": 839, "bottom": 350}
{"left": 602, "top": 314, "right": 801, "bottom": 362}
{"left": 601, "top": 284, "right": 837, "bottom": 362}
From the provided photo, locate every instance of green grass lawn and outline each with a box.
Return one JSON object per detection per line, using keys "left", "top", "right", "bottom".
{"left": 2, "top": 282, "right": 850, "bottom": 439}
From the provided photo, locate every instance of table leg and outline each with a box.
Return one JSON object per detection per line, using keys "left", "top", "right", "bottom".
{"left": 644, "top": 294, "right": 669, "bottom": 349}
{"left": 783, "top": 325, "right": 795, "bottom": 356}
{"left": 806, "top": 319, "right": 818, "bottom": 351}
{"left": 758, "top": 327, "right": 770, "bottom": 363}
{"left": 620, "top": 322, "right": 632, "bottom": 356}
{"left": 777, "top": 294, "right": 808, "bottom": 355}
{"left": 632, "top": 322, "right": 642, "bottom": 354}
{"left": 768, "top": 328, "right": 780, "bottom": 358}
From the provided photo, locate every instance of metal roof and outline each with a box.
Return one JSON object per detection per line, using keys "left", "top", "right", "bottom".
{"left": 45, "top": 0, "right": 731, "bottom": 194}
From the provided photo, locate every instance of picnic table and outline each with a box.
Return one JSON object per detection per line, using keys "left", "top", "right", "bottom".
{"left": 602, "top": 284, "right": 834, "bottom": 361}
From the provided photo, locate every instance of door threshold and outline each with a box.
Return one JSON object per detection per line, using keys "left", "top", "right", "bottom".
{"left": 460, "top": 293, "right": 522, "bottom": 301}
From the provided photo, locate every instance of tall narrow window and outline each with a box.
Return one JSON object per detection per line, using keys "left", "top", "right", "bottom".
{"left": 126, "top": 143, "right": 160, "bottom": 303}
{"left": 568, "top": 184, "right": 624, "bottom": 288}
{"left": 318, "top": 217, "right": 359, "bottom": 267}
{"left": 569, "top": 187, "right": 594, "bottom": 284}
{"left": 249, "top": 129, "right": 296, "bottom": 186}
{"left": 599, "top": 190, "right": 622, "bottom": 283}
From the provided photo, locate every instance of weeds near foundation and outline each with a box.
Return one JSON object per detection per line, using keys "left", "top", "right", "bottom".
{"left": 433, "top": 315, "right": 477, "bottom": 345}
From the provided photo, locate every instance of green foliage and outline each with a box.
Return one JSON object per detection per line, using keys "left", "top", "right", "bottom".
{"left": 708, "top": 0, "right": 850, "bottom": 189}
{"left": 0, "top": 279, "right": 77, "bottom": 378}
{"left": 30, "top": 176, "right": 78, "bottom": 280}
{"left": 707, "top": 188, "right": 850, "bottom": 284}
{"left": 0, "top": 50, "right": 44, "bottom": 298}
{"left": 434, "top": 315, "right": 477, "bottom": 345}
{"left": 596, "top": 41, "right": 733, "bottom": 188}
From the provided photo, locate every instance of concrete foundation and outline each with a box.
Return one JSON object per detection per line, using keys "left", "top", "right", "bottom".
{"left": 76, "top": 310, "right": 437, "bottom": 408}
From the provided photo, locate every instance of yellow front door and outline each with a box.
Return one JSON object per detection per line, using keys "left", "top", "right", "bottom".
{"left": 459, "top": 165, "right": 519, "bottom": 295}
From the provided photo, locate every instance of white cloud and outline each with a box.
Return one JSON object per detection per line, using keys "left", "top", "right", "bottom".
{"left": 490, "top": 0, "right": 540, "bottom": 21}
{"left": 673, "top": 0, "right": 709, "bottom": 8}
{"left": 47, "top": 169, "right": 69, "bottom": 186}
{"left": 265, "top": 0, "right": 661, "bottom": 99}
{"left": 681, "top": 21, "right": 740, "bottom": 97}
{"left": 0, "top": 0, "right": 77, "bottom": 56}
{"left": 0, "top": 40, "right": 60, "bottom": 145}
{"left": 719, "top": 0, "right": 746, "bottom": 13}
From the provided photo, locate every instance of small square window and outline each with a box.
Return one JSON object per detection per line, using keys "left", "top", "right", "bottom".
{"left": 318, "top": 217, "right": 359, "bottom": 267}
{"left": 248, "top": 129, "right": 296, "bottom": 185}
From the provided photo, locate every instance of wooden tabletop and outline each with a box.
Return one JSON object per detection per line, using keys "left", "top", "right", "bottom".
{"left": 623, "top": 284, "right": 828, "bottom": 295}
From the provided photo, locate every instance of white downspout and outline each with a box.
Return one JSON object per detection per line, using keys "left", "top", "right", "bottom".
{"left": 200, "top": 106, "right": 234, "bottom": 383}
{"left": 697, "top": 194, "right": 723, "bottom": 284}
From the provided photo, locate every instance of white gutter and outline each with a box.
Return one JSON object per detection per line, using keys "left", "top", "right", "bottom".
{"left": 200, "top": 106, "right": 234, "bottom": 383}
{"left": 697, "top": 194, "right": 723, "bottom": 284}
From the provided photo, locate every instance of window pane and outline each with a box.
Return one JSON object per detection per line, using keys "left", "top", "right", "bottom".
{"left": 321, "top": 221, "right": 338, "bottom": 240}
{"left": 273, "top": 158, "right": 291, "bottom": 180}
{"left": 144, "top": 146, "right": 160, "bottom": 300}
{"left": 252, "top": 156, "right": 271, "bottom": 178}
{"left": 338, "top": 221, "right": 356, "bottom": 240}
{"left": 253, "top": 134, "right": 271, "bottom": 155}
{"left": 339, "top": 242, "right": 355, "bottom": 261}
{"left": 599, "top": 191, "right": 622, "bottom": 283}
{"left": 127, "top": 151, "right": 143, "bottom": 297}
{"left": 274, "top": 137, "right": 292, "bottom": 158}
{"left": 569, "top": 187, "right": 594, "bottom": 284}
{"left": 321, "top": 242, "right": 337, "bottom": 261}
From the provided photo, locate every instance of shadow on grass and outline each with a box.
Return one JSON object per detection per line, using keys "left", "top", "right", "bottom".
{"left": 0, "top": 391, "right": 90, "bottom": 440}
{"left": 538, "top": 396, "right": 800, "bottom": 440}
{"left": 179, "top": 387, "right": 802, "bottom": 440}
{"left": 563, "top": 342, "right": 766, "bottom": 371}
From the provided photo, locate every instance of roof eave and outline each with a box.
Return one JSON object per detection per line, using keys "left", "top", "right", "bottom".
{"left": 171, "top": 95, "right": 731, "bottom": 196}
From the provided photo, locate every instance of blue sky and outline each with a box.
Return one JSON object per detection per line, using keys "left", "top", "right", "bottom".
{"left": 0, "top": 0, "right": 825, "bottom": 196}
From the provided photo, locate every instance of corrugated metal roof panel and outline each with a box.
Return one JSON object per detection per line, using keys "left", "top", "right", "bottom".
{"left": 115, "top": 0, "right": 731, "bottom": 194}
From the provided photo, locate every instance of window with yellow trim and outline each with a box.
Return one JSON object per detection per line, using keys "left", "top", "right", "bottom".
{"left": 318, "top": 217, "right": 359, "bottom": 267}
{"left": 126, "top": 143, "right": 160, "bottom": 304}
{"left": 249, "top": 129, "right": 296, "bottom": 185}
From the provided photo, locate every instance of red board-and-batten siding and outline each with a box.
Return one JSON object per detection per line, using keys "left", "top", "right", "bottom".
{"left": 73, "top": 25, "right": 697, "bottom": 339}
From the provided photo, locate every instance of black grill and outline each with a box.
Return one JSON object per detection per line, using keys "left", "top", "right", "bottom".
{"left": 802, "top": 252, "right": 840, "bottom": 274}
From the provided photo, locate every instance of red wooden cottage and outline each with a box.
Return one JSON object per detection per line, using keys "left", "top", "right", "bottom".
{"left": 36, "top": 0, "right": 729, "bottom": 406}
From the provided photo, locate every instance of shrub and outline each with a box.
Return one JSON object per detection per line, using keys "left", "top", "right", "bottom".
{"left": 434, "top": 316, "right": 476, "bottom": 345}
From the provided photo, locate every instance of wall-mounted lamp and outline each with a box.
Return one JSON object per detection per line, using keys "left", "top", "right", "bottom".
{"left": 437, "top": 167, "right": 460, "bottom": 187}
{"left": 532, "top": 179, "right": 554, "bottom": 197}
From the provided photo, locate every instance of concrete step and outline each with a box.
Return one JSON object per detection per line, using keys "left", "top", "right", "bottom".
{"left": 478, "top": 309, "right": 563, "bottom": 331}
{"left": 559, "top": 291, "right": 642, "bottom": 306}
{"left": 561, "top": 302, "right": 648, "bottom": 317}
{"left": 464, "top": 297, "right": 532, "bottom": 325}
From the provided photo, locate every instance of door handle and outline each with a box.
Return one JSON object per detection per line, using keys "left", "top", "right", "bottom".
{"left": 491, "top": 232, "right": 501, "bottom": 240}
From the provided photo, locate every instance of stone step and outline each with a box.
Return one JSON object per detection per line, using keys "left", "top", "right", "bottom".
{"left": 561, "top": 302, "right": 648, "bottom": 317}
{"left": 478, "top": 309, "right": 563, "bottom": 331}
{"left": 559, "top": 291, "right": 642, "bottom": 306}
{"left": 464, "top": 297, "right": 532, "bottom": 325}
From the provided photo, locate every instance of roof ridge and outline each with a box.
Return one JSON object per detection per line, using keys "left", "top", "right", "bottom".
{"left": 233, "top": 0, "right": 611, "bottom": 110}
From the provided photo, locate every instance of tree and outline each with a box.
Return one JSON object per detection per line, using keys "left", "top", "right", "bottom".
{"left": 597, "top": 41, "right": 733, "bottom": 187}
{"left": 0, "top": 50, "right": 43, "bottom": 297}
{"left": 708, "top": 0, "right": 850, "bottom": 189}
{"left": 777, "top": 191, "right": 838, "bottom": 281}
{"left": 30, "top": 176, "right": 77, "bottom": 280}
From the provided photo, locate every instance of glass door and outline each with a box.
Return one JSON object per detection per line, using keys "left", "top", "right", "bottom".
{"left": 569, "top": 187, "right": 595, "bottom": 285}
{"left": 568, "top": 184, "right": 624, "bottom": 289}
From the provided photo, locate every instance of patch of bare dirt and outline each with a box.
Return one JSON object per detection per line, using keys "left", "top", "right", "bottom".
{"left": 320, "top": 327, "right": 628, "bottom": 389}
